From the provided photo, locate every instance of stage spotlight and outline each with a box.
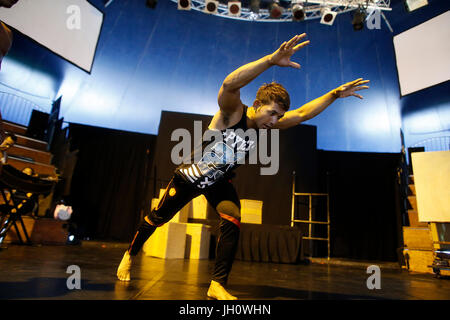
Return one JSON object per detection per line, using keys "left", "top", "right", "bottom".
{"left": 292, "top": 4, "right": 305, "bottom": 21}
{"left": 146, "top": 0, "right": 157, "bottom": 9}
{"left": 269, "top": 1, "right": 283, "bottom": 19}
{"left": 205, "top": 0, "right": 218, "bottom": 14}
{"left": 67, "top": 233, "right": 81, "bottom": 245}
{"left": 178, "top": 0, "right": 191, "bottom": 10}
{"left": 352, "top": 8, "right": 366, "bottom": 31}
{"left": 320, "top": 8, "right": 337, "bottom": 26}
{"left": 228, "top": 1, "right": 241, "bottom": 17}
{"left": 250, "top": 0, "right": 260, "bottom": 13}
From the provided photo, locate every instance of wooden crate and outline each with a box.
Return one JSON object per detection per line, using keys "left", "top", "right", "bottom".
{"left": 14, "top": 134, "right": 48, "bottom": 151}
{"left": 403, "top": 248, "right": 434, "bottom": 274}
{"left": 8, "top": 145, "right": 52, "bottom": 164}
{"left": 3, "top": 121, "right": 27, "bottom": 135}
{"left": 403, "top": 227, "right": 433, "bottom": 250}
{"left": 7, "top": 157, "right": 56, "bottom": 177}
{"left": 407, "top": 195, "right": 418, "bottom": 212}
{"left": 408, "top": 184, "right": 416, "bottom": 196}
{"left": 4, "top": 216, "right": 68, "bottom": 245}
{"left": 407, "top": 210, "right": 428, "bottom": 228}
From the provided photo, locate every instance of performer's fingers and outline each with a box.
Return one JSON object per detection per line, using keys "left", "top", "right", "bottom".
{"left": 352, "top": 93, "right": 364, "bottom": 99}
{"left": 344, "top": 78, "right": 362, "bottom": 87}
{"left": 353, "top": 85, "right": 369, "bottom": 91}
{"left": 352, "top": 79, "right": 369, "bottom": 88}
{"left": 354, "top": 79, "right": 370, "bottom": 86}
{"left": 291, "top": 33, "right": 307, "bottom": 46}
{"left": 279, "top": 41, "right": 287, "bottom": 51}
{"left": 343, "top": 79, "right": 366, "bottom": 88}
{"left": 293, "top": 40, "right": 310, "bottom": 52}
{"left": 289, "top": 61, "right": 301, "bottom": 69}
{"left": 350, "top": 78, "right": 363, "bottom": 84}
{"left": 286, "top": 35, "right": 299, "bottom": 49}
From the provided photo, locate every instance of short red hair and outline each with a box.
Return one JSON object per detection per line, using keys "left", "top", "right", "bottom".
{"left": 256, "top": 82, "right": 290, "bottom": 111}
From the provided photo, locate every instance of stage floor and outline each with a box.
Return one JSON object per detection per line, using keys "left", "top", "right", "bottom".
{"left": 0, "top": 241, "right": 449, "bottom": 300}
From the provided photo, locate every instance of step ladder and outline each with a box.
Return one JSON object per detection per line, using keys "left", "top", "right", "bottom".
{"left": 290, "top": 172, "right": 330, "bottom": 260}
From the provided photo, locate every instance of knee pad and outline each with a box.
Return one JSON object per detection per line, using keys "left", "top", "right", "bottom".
{"left": 216, "top": 200, "right": 241, "bottom": 228}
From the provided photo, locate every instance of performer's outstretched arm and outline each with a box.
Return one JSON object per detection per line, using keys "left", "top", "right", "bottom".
{"left": 274, "top": 78, "right": 370, "bottom": 130}
{"left": 218, "top": 34, "right": 310, "bottom": 115}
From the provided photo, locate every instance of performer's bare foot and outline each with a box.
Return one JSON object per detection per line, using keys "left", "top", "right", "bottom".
{"left": 117, "top": 250, "right": 133, "bottom": 281}
{"left": 207, "top": 280, "right": 237, "bottom": 300}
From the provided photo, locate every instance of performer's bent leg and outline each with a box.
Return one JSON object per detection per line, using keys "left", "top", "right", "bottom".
{"left": 205, "top": 195, "right": 241, "bottom": 300}
{"left": 204, "top": 179, "right": 241, "bottom": 300}
{"left": 212, "top": 200, "right": 241, "bottom": 286}
{"left": 117, "top": 175, "right": 199, "bottom": 281}
{"left": 127, "top": 218, "right": 157, "bottom": 256}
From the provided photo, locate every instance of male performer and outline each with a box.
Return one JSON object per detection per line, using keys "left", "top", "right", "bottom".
{"left": 117, "top": 34, "right": 369, "bottom": 300}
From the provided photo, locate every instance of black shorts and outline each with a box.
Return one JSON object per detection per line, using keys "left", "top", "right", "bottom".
{"left": 147, "top": 173, "right": 240, "bottom": 226}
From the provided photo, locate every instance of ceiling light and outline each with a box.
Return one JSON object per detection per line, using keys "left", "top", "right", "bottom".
{"left": 269, "top": 1, "right": 283, "bottom": 19}
{"left": 205, "top": 0, "right": 218, "bottom": 14}
{"left": 352, "top": 8, "right": 366, "bottom": 31}
{"left": 228, "top": 1, "right": 241, "bottom": 17}
{"left": 320, "top": 8, "right": 337, "bottom": 26}
{"left": 178, "top": 0, "right": 191, "bottom": 10}
{"left": 292, "top": 4, "right": 305, "bottom": 21}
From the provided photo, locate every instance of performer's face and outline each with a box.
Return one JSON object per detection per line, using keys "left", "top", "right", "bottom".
{"left": 253, "top": 100, "right": 285, "bottom": 129}
{"left": 0, "top": 0, "right": 19, "bottom": 8}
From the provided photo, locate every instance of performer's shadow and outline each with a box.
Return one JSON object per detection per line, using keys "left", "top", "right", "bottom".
{"left": 0, "top": 277, "right": 115, "bottom": 299}
{"left": 227, "top": 284, "right": 388, "bottom": 300}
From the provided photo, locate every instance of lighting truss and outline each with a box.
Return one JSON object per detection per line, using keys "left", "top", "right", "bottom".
{"left": 171, "top": 0, "right": 391, "bottom": 22}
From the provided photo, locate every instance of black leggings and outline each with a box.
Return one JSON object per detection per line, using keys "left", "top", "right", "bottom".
{"left": 128, "top": 174, "right": 241, "bottom": 285}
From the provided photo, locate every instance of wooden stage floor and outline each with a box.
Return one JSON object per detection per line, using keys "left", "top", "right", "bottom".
{"left": 0, "top": 241, "right": 449, "bottom": 301}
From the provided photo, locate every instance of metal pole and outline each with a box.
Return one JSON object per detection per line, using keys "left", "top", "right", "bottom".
{"left": 327, "top": 194, "right": 330, "bottom": 260}
{"left": 291, "top": 172, "right": 296, "bottom": 227}
{"left": 309, "top": 194, "right": 312, "bottom": 255}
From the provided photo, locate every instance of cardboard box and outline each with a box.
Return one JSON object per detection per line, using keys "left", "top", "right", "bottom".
{"left": 143, "top": 222, "right": 186, "bottom": 259}
{"left": 184, "top": 223, "right": 211, "bottom": 259}
{"left": 240, "top": 199, "right": 263, "bottom": 224}
{"left": 187, "top": 195, "right": 208, "bottom": 220}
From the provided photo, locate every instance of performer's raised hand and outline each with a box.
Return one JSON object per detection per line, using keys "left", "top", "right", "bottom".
{"left": 269, "top": 34, "right": 310, "bottom": 69}
{"left": 333, "top": 78, "right": 370, "bottom": 99}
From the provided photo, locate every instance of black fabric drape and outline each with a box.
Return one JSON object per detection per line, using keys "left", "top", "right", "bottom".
{"left": 236, "top": 224, "right": 303, "bottom": 264}
{"left": 203, "top": 220, "right": 304, "bottom": 264}
{"left": 317, "top": 151, "right": 403, "bottom": 262}
{"left": 68, "top": 123, "right": 156, "bottom": 241}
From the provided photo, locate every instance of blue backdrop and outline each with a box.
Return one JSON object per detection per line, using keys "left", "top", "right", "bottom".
{"left": 0, "top": 0, "right": 448, "bottom": 153}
